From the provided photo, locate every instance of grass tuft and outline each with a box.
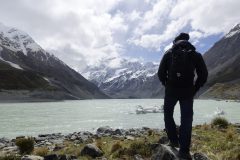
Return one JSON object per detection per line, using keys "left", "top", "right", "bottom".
{"left": 0, "top": 155, "right": 20, "bottom": 160}
{"left": 34, "top": 147, "right": 49, "bottom": 157}
{"left": 110, "top": 141, "right": 122, "bottom": 153}
{"left": 211, "top": 117, "right": 229, "bottom": 128}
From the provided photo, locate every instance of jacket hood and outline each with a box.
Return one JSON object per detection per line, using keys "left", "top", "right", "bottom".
{"left": 172, "top": 40, "right": 196, "bottom": 51}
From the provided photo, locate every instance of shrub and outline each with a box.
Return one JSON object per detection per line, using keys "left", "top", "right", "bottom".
{"left": 111, "top": 141, "right": 122, "bottom": 153}
{"left": 15, "top": 137, "right": 34, "bottom": 155}
{"left": 34, "top": 147, "right": 49, "bottom": 157}
{"left": 211, "top": 117, "right": 229, "bottom": 128}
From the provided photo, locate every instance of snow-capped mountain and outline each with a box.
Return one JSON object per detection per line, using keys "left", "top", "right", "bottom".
{"left": 0, "top": 23, "right": 43, "bottom": 55}
{"left": 82, "top": 58, "right": 164, "bottom": 98}
{"left": 83, "top": 23, "right": 240, "bottom": 100}
{"left": 0, "top": 23, "right": 107, "bottom": 100}
{"left": 224, "top": 23, "right": 240, "bottom": 39}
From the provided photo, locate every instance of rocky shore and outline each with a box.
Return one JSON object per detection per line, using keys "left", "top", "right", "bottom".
{"left": 0, "top": 123, "right": 240, "bottom": 160}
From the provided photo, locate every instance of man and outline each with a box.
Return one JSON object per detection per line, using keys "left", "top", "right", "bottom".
{"left": 158, "top": 33, "right": 208, "bottom": 160}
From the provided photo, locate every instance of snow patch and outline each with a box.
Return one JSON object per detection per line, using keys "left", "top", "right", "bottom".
{"left": 225, "top": 30, "right": 240, "bottom": 38}
{"left": 225, "top": 23, "right": 240, "bottom": 38}
{"left": 0, "top": 57, "right": 23, "bottom": 70}
{"left": 146, "top": 73, "right": 155, "bottom": 77}
{"left": 0, "top": 23, "right": 42, "bottom": 55}
{"left": 43, "top": 77, "right": 50, "bottom": 82}
{"left": 104, "top": 74, "right": 121, "bottom": 83}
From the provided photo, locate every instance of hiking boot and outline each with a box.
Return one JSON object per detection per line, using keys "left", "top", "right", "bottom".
{"left": 178, "top": 151, "right": 192, "bottom": 160}
{"left": 167, "top": 141, "right": 179, "bottom": 148}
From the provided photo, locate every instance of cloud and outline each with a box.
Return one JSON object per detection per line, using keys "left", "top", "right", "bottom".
{"left": 0, "top": 0, "right": 125, "bottom": 70}
{"left": 129, "top": 0, "right": 240, "bottom": 50}
{"left": 0, "top": 0, "right": 239, "bottom": 70}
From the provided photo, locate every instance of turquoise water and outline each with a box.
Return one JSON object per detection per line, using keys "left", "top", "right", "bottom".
{"left": 0, "top": 99, "right": 239, "bottom": 138}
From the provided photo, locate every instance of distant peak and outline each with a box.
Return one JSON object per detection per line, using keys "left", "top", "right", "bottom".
{"left": 0, "top": 22, "right": 43, "bottom": 55}
{"left": 225, "top": 23, "right": 240, "bottom": 38}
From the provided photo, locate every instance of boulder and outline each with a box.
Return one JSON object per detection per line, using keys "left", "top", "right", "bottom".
{"left": 44, "top": 154, "right": 58, "bottom": 160}
{"left": 151, "top": 144, "right": 177, "bottom": 160}
{"left": 126, "top": 136, "right": 135, "bottom": 140}
{"left": 113, "top": 129, "right": 123, "bottom": 135}
{"left": 96, "top": 126, "right": 113, "bottom": 135}
{"left": 80, "top": 144, "right": 103, "bottom": 158}
{"left": 134, "top": 154, "right": 144, "bottom": 160}
{"left": 158, "top": 136, "right": 169, "bottom": 144}
{"left": 21, "top": 155, "right": 43, "bottom": 160}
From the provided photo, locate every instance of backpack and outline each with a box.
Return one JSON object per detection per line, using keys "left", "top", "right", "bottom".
{"left": 167, "top": 46, "right": 195, "bottom": 87}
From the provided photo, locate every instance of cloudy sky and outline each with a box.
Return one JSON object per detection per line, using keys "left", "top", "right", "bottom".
{"left": 0, "top": 0, "right": 240, "bottom": 71}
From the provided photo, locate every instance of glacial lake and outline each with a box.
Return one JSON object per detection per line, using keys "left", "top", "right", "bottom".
{"left": 0, "top": 99, "right": 239, "bottom": 138}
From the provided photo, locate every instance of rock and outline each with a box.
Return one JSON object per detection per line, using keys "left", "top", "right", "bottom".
{"left": 234, "top": 123, "right": 240, "bottom": 128}
{"left": 2, "top": 146, "right": 18, "bottom": 154}
{"left": 21, "top": 155, "right": 44, "bottom": 160}
{"left": 151, "top": 144, "right": 177, "bottom": 160}
{"left": 50, "top": 139, "right": 64, "bottom": 145}
{"left": 134, "top": 154, "right": 144, "bottom": 160}
{"left": 0, "top": 142, "right": 5, "bottom": 149}
{"left": 35, "top": 137, "right": 46, "bottom": 143}
{"left": 193, "top": 153, "right": 209, "bottom": 160}
{"left": 16, "top": 136, "right": 25, "bottom": 139}
{"left": 96, "top": 126, "right": 113, "bottom": 135}
{"left": 39, "top": 134, "right": 50, "bottom": 138}
{"left": 158, "top": 136, "right": 169, "bottom": 144}
{"left": 0, "top": 138, "right": 10, "bottom": 143}
{"left": 70, "top": 135, "right": 77, "bottom": 141}
{"left": 44, "top": 154, "right": 58, "bottom": 160}
{"left": 142, "top": 127, "right": 151, "bottom": 130}
{"left": 113, "top": 129, "right": 123, "bottom": 135}
{"left": 83, "top": 131, "right": 93, "bottom": 136}
{"left": 53, "top": 145, "right": 64, "bottom": 151}
{"left": 126, "top": 136, "right": 135, "bottom": 140}
{"left": 80, "top": 144, "right": 103, "bottom": 158}
{"left": 79, "top": 135, "right": 89, "bottom": 142}
{"left": 45, "top": 142, "right": 52, "bottom": 145}
{"left": 58, "top": 155, "right": 67, "bottom": 160}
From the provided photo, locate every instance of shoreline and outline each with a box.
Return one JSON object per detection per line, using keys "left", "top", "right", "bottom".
{"left": 0, "top": 98, "right": 240, "bottom": 103}
{"left": 0, "top": 122, "right": 240, "bottom": 159}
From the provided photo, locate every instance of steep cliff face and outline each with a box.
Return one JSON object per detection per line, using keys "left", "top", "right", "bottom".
{"left": 0, "top": 23, "right": 107, "bottom": 101}
{"left": 201, "top": 24, "right": 240, "bottom": 99}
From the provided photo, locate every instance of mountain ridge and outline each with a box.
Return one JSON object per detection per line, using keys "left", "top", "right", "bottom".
{"left": 0, "top": 23, "right": 108, "bottom": 101}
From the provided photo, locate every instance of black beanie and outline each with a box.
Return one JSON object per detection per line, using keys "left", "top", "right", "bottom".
{"left": 174, "top": 32, "right": 190, "bottom": 43}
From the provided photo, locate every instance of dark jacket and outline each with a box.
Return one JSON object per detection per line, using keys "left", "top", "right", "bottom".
{"left": 158, "top": 40, "right": 208, "bottom": 98}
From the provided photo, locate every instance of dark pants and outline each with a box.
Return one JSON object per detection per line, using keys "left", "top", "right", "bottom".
{"left": 164, "top": 96, "right": 193, "bottom": 153}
